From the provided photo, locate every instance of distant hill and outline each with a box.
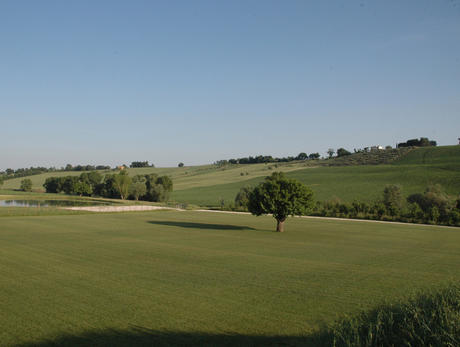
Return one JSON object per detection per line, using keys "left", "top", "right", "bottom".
{"left": 2, "top": 146, "right": 459, "bottom": 207}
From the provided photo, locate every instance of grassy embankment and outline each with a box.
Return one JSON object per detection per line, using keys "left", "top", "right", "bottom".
{"left": 2, "top": 145, "right": 459, "bottom": 207}
{"left": 0, "top": 210, "right": 459, "bottom": 346}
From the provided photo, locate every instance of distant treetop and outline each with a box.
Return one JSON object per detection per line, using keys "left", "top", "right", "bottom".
{"left": 397, "top": 137, "right": 437, "bottom": 148}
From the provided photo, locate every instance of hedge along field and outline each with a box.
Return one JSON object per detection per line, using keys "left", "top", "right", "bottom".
{"left": 0, "top": 210, "right": 459, "bottom": 346}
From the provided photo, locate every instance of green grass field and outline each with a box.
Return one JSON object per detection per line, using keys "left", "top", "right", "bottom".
{"left": 1, "top": 210, "right": 459, "bottom": 346}
{"left": 2, "top": 146, "right": 460, "bottom": 208}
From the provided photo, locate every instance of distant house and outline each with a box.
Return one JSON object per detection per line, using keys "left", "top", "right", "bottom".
{"left": 370, "top": 145, "right": 384, "bottom": 151}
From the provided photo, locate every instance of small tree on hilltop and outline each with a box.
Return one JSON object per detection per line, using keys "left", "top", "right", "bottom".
{"left": 178, "top": 162, "right": 184, "bottom": 167}
{"left": 337, "top": 148, "right": 352, "bottom": 157}
{"left": 248, "top": 172, "right": 314, "bottom": 232}
{"left": 327, "top": 148, "right": 335, "bottom": 159}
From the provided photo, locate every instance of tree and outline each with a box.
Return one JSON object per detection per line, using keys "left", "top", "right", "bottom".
{"left": 61, "top": 176, "right": 79, "bottom": 195}
{"left": 43, "top": 177, "right": 61, "bottom": 193}
{"left": 129, "top": 181, "right": 147, "bottom": 200}
{"left": 336, "top": 148, "right": 352, "bottom": 157}
{"left": 113, "top": 171, "right": 132, "bottom": 200}
{"left": 383, "top": 184, "right": 403, "bottom": 216}
{"left": 296, "top": 152, "right": 308, "bottom": 161}
{"left": 309, "top": 153, "right": 320, "bottom": 160}
{"left": 20, "top": 179, "right": 33, "bottom": 192}
{"left": 73, "top": 181, "right": 93, "bottom": 197}
{"left": 327, "top": 148, "right": 335, "bottom": 159}
{"left": 234, "top": 186, "right": 252, "bottom": 211}
{"left": 247, "top": 172, "right": 314, "bottom": 232}
{"left": 178, "top": 162, "right": 184, "bottom": 167}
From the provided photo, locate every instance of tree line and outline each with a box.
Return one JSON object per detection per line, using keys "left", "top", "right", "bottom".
{"left": 397, "top": 137, "right": 437, "bottom": 148}
{"left": 43, "top": 171, "right": 173, "bottom": 202}
{"left": 0, "top": 161, "right": 157, "bottom": 181}
{"left": 233, "top": 181, "right": 460, "bottom": 227}
{"left": 0, "top": 164, "right": 111, "bottom": 181}
{"left": 215, "top": 153, "right": 321, "bottom": 166}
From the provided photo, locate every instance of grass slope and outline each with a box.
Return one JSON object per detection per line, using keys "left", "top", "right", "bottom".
{"left": 3, "top": 146, "right": 459, "bottom": 207}
{"left": 173, "top": 146, "right": 460, "bottom": 206}
{"left": 0, "top": 211, "right": 459, "bottom": 346}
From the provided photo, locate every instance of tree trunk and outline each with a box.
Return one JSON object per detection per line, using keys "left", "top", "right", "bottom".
{"left": 276, "top": 219, "right": 286, "bottom": 232}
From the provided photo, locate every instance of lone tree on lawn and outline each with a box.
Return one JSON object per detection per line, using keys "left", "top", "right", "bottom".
{"left": 247, "top": 172, "right": 314, "bottom": 232}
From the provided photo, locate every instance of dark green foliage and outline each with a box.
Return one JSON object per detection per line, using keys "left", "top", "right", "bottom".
{"left": 296, "top": 152, "right": 308, "bottom": 160}
{"left": 322, "top": 285, "right": 460, "bottom": 347}
{"left": 73, "top": 181, "right": 93, "bottom": 197}
{"left": 61, "top": 176, "right": 80, "bottom": 195}
{"left": 336, "top": 148, "right": 352, "bottom": 157}
{"left": 234, "top": 186, "right": 252, "bottom": 211}
{"left": 309, "top": 152, "right": 320, "bottom": 160}
{"left": 100, "top": 174, "right": 120, "bottom": 199}
{"left": 327, "top": 148, "right": 335, "bottom": 158}
{"left": 383, "top": 184, "right": 403, "bottom": 216}
{"left": 129, "top": 181, "right": 147, "bottom": 201}
{"left": 178, "top": 162, "right": 184, "bottom": 167}
{"left": 157, "top": 176, "right": 173, "bottom": 193}
{"left": 312, "top": 183, "right": 460, "bottom": 226}
{"left": 397, "top": 137, "right": 437, "bottom": 148}
{"left": 248, "top": 172, "right": 314, "bottom": 231}
{"left": 43, "top": 177, "right": 61, "bottom": 193}
{"left": 113, "top": 171, "right": 132, "bottom": 200}
{"left": 130, "top": 161, "right": 151, "bottom": 168}
{"left": 20, "top": 179, "right": 32, "bottom": 192}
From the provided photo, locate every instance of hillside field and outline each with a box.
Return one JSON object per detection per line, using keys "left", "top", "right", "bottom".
{"left": 0, "top": 210, "right": 459, "bottom": 346}
{"left": 2, "top": 146, "right": 460, "bottom": 207}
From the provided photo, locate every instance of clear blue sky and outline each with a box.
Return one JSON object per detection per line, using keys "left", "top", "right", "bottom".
{"left": 1, "top": 0, "right": 459, "bottom": 169}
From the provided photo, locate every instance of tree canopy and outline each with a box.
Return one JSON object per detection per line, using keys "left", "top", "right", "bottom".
{"left": 248, "top": 172, "right": 314, "bottom": 232}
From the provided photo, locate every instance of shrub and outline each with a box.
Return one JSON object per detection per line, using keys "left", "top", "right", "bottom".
{"left": 320, "top": 284, "right": 460, "bottom": 347}
{"left": 20, "top": 179, "right": 32, "bottom": 192}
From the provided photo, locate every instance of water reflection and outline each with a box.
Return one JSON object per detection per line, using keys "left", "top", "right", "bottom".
{"left": 0, "top": 200, "right": 111, "bottom": 207}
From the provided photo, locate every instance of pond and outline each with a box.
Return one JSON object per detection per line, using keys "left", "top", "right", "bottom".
{"left": 0, "top": 200, "right": 112, "bottom": 208}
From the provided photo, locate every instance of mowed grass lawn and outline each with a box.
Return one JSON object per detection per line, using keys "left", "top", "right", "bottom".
{"left": 1, "top": 211, "right": 459, "bottom": 346}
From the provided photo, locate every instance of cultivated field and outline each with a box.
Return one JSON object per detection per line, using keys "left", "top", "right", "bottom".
{"left": 0, "top": 210, "right": 459, "bottom": 346}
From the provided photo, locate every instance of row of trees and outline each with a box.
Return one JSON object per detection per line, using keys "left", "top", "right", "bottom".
{"left": 129, "top": 161, "right": 154, "bottom": 168}
{"left": 215, "top": 153, "right": 321, "bottom": 166}
{"left": 43, "top": 171, "right": 173, "bottom": 202}
{"left": 0, "top": 164, "right": 112, "bottom": 181}
{"left": 312, "top": 184, "right": 460, "bottom": 226}
{"left": 397, "top": 137, "right": 437, "bottom": 148}
{"left": 233, "top": 178, "right": 460, "bottom": 228}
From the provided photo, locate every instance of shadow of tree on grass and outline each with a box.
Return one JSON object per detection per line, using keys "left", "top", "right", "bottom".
{"left": 148, "top": 220, "right": 261, "bottom": 231}
{"left": 16, "top": 327, "right": 328, "bottom": 347}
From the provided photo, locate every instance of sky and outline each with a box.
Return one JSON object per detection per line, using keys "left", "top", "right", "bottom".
{"left": 1, "top": 0, "right": 459, "bottom": 169}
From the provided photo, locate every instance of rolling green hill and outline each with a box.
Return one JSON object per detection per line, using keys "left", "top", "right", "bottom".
{"left": 2, "top": 146, "right": 459, "bottom": 207}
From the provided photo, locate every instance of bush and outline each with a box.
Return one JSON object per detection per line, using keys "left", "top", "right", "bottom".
{"left": 234, "top": 186, "right": 252, "bottom": 211}
{"left": 20, "top": 179, "right": 33, "bottom": 192}
{"left": 321, "top": 284, "right": 460, "bottom": 347}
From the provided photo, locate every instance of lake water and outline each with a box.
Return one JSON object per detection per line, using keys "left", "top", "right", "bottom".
{"left": 0, "top": 200, "right": 111, "bottom": 207}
